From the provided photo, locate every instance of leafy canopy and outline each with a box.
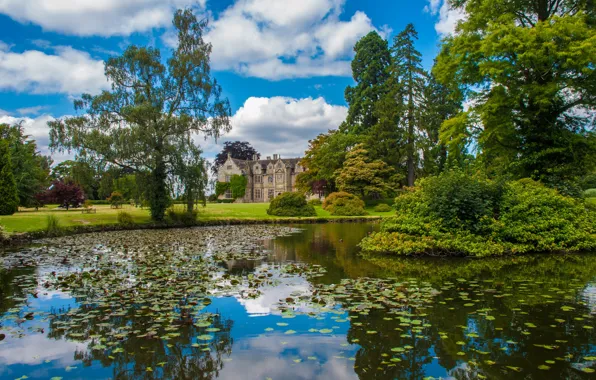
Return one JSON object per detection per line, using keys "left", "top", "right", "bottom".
{"left": 212, "top": 141, "right": 259, "bottom": 175}
{"left": 48, "top": 9, "right": 231, "bottom": 221}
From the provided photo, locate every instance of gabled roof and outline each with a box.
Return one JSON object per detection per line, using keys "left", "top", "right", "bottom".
{"left": 224, "top": 157, "right": 302, "bottom": 172}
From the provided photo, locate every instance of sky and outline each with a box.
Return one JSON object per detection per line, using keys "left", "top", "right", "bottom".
{"left": 0, "top": 0, "right": 465, "bottom": 163}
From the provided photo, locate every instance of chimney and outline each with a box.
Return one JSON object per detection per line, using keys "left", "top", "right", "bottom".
{"left": 273, "top": 154, "right": 278, "bottom": 160}
{"left": 227, "top": 152, "right": 231, "bottom": 160}
{"left": 266, "top": 156, "right": 271, "bottom": 160}
{"left": 252, "top": 154, "right": 257, "bottom": 161}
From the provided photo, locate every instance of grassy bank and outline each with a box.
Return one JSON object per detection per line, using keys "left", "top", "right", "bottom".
{"left": 0, "top": 203, "right": 393, "bottom": 234}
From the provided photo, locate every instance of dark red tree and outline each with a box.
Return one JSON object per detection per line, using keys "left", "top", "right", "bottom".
{"left": 36, "top": 180, "right": 86, "bottom": 210}
{"left": 212, "top": 141, "right": 260, "bottom": 175}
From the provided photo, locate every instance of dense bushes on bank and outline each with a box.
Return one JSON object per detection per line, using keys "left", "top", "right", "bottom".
{"left": 322, "top": 192, "right": 368, "bottom": 216}
{"left": 360, "top": 170, "right": 596, "bottom": 257}
{"left": 267, "top": 192, "right": 316, "bottom": 217}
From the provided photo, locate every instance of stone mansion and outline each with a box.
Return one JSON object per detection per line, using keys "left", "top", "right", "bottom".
{"left": 216, "top": 153, "right": 305, "bottom": 203}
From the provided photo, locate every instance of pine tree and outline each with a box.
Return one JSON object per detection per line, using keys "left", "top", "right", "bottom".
{"left": 0, "top": 140, "right": 19, "bottom": 215}
{"left": 391, "top": 24, "right": 427, "bottom": 186}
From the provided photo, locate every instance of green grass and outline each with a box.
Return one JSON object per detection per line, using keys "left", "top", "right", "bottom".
{"left": 0, "top": 203, "right": 394, "bottom": 234}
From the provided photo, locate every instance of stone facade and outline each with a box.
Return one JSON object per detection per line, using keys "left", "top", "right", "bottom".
{"left": 216, "top": 153, "right": 305, "bottom": 203}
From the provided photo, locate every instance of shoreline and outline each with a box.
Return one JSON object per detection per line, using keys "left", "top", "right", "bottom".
{"left": 0, "top": 216, "right": 382, "bottom": 247}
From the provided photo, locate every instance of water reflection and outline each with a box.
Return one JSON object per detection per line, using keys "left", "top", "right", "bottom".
{"left": 0, "top": 224, "right": 595, "bottom": 379}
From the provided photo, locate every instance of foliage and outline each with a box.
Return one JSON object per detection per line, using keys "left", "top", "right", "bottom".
{"left": 212, "top": 141, "right": 260, "bottom": 175}
{"left": 296, "top": 130, "right": 360, "bottom": 195}
{"left": 117, "top": 211, "right": 135, "bottom": 226}
{"left": 322, "top": 192, "right": 368, "bottom": 216}
{"left": 584, "top": 189, "right": 596, "bottom": 198}
{"left": 171, "top": 139, "right": 208, "bottom": 211}
{"left": 360, "top": 171, "right": 596, "bottom": 257}
{"left": 51, "top": 159, "right": 99, "bottom": 199}
{"left": 434, "top": 0, "right": 596, "bottom": 189}
{"left": 335, "top": 144, "right": 400, "bottom": 199}
{"left": 374, "top": 203, "right": 392, "bottom": 212}
{"left": 166, "top": 207, "right": 198, "bottom": 226}
{"left": 1, "top": 123, "right": 51, "bottom": 207}
{"left": 266, "top": 192, "right": 316, "bottom": 217}
{"left": 0, "top": 140, "right": 19, "bottom": 215}
{"left": 44, "top": 214, "right": 62, "bottom": 236}
{"left": 38, "top": 180, "right": 86, "bottom": 210}
{"left": 207, "top": 194, "right": 218, "bottom": 202}
{"left": 215, "top": 182, "right": 230, "bottom": 197}
{"left": 308, "top": 199, "right": 322, "bottom": 206}
{"left": 344, "top": 31, "right": 391, "bottom": 134}
{"left": 229, "top": 174, "right": 247, "bottom": 199}
{"left": 48, "top": 9, "right": 231, "bottom": 221}
{"left": 107, "top": 191, "right": 125, "bottom": 208}
{"left": 390, "top": 24, "right": 427, "bottom": 186}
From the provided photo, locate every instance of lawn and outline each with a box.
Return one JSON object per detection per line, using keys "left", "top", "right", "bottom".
{"left": 0, "top": 203, "right": 394, "bottom": 234}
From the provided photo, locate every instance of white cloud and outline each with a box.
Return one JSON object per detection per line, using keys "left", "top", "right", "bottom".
{"left": 0, "top": 0, "right": 205, "bottom": 36}
{"left": 202, "top": 0, "right": 386, "bottom": 80}
{"left": 202, "top": 96, "right": 347, "bottom": 158}
{"left": 16, "top": 105, "right": 49, "bottom": 116}
{"left": 0, "top": 44, "right": 108, "bottom": 95}
{"left": 424, "top": 0, "right": 466, "bottom": 37}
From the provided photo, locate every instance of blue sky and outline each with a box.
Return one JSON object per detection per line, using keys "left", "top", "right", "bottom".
{"left": 0, "top": 0, "right": 463, "bottom": 162}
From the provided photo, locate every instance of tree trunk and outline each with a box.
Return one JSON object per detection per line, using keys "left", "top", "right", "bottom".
{"left": 149, "top": 157, "right": 168, "bottom": 221}
{"left": 407, "top": 93, "right": 415, "bottom": 187}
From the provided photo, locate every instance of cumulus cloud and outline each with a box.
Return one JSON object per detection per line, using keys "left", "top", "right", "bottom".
{"left": 0, "top": 43, "right": 109, "bottom": 95}
{"left": 201, "top": 0, "right": 386, "bottom": 80}
{"left": 424, "top": 0, "right": 466, "bottom": 37}
{"left": 0, "top": 0, "right": 205, "bottom": 36}
{"left": 201, "top": 96, "right": 347, "bottom": 158}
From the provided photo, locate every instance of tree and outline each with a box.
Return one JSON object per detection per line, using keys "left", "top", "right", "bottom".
{"left": 1, "top": 123, "right": 50, "bottom": 207}
{"left": 38, "top": 180, "right": 86, "bottom": 210}
{"left": 107, "top": 191, "right": 125, "bottom": 208}
{"left": 51, "top": 160, "right": 98, "bottom": 199}
{"left": 434, "top": 0, "right": 596, "bottom": 191}
{"left": 296, "top": 130, "right": 360, "bottom": 196}
{"left": 335, "top": 144, "right": 400, "bottom": 199}
{"left": 344, "top": 31, "right": 391, "bottom": 134}
{"left": 211, "top": 141, "right": 260, "bottom": 176}
{"left": 0, "top": 140, "right": 19, "bottom": 215}
{"left": 419, "top": 72, "right": 462, "bottom": 176}
{"left": 391, "top": 24, "right": 427, "bottom": 186}
{"left": 171, "top": 138, "right": 208, "bottom": 211}
{"left": 49, "top": 9, "right": 231, "bottom": 221}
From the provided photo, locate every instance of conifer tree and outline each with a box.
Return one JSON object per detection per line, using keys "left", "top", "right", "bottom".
{"left": 0, "top": 140, "right": 19, "bottom": 215}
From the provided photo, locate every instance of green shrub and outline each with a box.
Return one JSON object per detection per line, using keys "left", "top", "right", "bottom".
{"left": 216, "top": 199, "right": 235, "bottom": 203}
{"left": 107, "top": 191, "right": 125, "bottom": 208}
{"left": 374, "top": 203, "right": 393, "bottom": 212}
{"left": 308, "top": 199, "right": 322, "bottom": 206}
{"left": 584, "top": 188, "right": 596, "bottom": 198}
{"left": 117, "top": 211, "right": 135, "bottom": 226}
{"left": 45, "top": 214, "right": 63, "bottom": 236}
{"left": 360, "top": 171, "right": 596, "bottom": 257}
{"left": 267, "top": 192, "right": 316, "bottom": 217}
{"left": 323, "top": 192, "right": 368, "bottom": 216}
{"left": 166, "top": 207, "right": 198, "bottom": 226}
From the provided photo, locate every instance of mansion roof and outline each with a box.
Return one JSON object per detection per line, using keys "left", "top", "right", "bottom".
{"left": 230, "top": 157, "right": 302, "bottom": 171}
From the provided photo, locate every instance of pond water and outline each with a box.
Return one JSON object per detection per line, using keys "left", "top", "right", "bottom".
{"left": 0, "top": 223, "right": 595, "bottom": 380}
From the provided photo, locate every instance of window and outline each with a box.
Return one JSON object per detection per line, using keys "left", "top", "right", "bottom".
{"left": 224, "top": 189, "right": 232, "bottom": 199}
{"left": 226, "top": 165, "right": 232, "bottom": 169}
{"left": 255, "top": 189, "right": 262, "bottom": 199}
{"left": 268, "top": 189, "right": 274, "bottom": 199}
{"left": 255, "top": 175, "right": 262, "bottom": 183}
{"left": 225, "top": 175, "right": 230, "bottom": 182}
{"left": 268, "top": 176, "right": 273, "bottom": 183}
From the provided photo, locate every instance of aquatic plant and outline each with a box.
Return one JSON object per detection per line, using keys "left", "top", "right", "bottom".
{"left": 44, "top": 214, "right": 62, "bottom": 236}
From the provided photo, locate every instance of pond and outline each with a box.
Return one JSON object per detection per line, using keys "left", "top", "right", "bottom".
{"left": 0, "top": 223, "right": 595, "bottom": 379}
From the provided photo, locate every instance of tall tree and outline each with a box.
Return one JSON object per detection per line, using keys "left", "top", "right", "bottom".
{"left": 211, "top": 141, "right": 260, "bottom": 175}
{"left": 51, "top": 160, "right": 99, "bottom": 199}
{"left": 0, "top": 123, "right": 50, "bottom": 207}
{"left": 435, "top": 0, "right": 596, "bottom": 191}
{"left": 49, "top": 9, "right": 231, "bottom": 221}
{"left": 391, "top": 24, "right": 427, "bottom": 186}
{"left": 172, "top": 137, "right": 208, "bottom": 212}
{"left": 419, "top": 72, "right": 462, "bottom": 176}
{"left": 0, "top": 140, "right": 19, "bottom": 215}
{"left": 344, "top": 31, "right": 391, "bottom": 135}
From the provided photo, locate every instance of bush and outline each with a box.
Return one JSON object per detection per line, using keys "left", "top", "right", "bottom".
{"left": 117, "top": 211, "right": 135, "bottom": 226}
{"left": 374, "top": 203, "right": 393, "bottom": 212}
{"left": 166, "top": 207, "right": 198, "bottom": 226}
{"left": 322, "top": 192, "right": 368, "bottom": 216}
{"left": 108, "top": 191, "right": 125, "bottom": 208}
{"left": 308, "top": 199, "right": 322, "bottom": 206}
{"left": 584, "top": 188, "right": 596, "bottom": 198}
{"left": 216, "top": 199, "right": 235, "bottom": 203}
{"left": 207, "top": 194, "right": 218, "bottom": 202}
{"left": 45, "top": 214, "right": 63, "bottom": 236}
{"left": 360, "top": 171, "right": 596, "bottom": 257}
{"left": 267, "top": 192, "right": 316, "bottom": 217}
